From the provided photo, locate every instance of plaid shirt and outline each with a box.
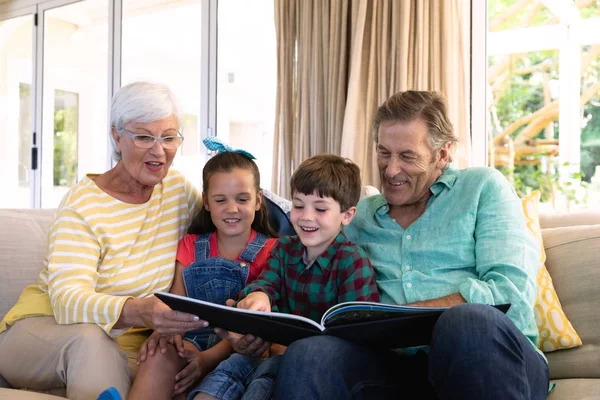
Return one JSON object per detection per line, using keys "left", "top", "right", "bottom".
{"left": 243, "top": 232, "right": 379, "bottom": 323}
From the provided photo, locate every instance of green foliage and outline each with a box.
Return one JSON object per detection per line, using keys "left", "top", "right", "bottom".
{"left": 580, "top": 4, "right": 600, "bottom": 19}
{"left": 498, "top": 161, "right": 590, "bottom": 207}
{"left": 53, "top": 105, "right": 78, "bottom": 187}
{"left": 491, "top": 50, "right": 559, "bottom": 139}
{"left": 497, "top": 163, "right": 555, "bottom": 202}
{"left": 489, "top": 1, "right": 600, "bottom": 208}
{"left": 488, "top": 0, "right": 555, "bottom": 32}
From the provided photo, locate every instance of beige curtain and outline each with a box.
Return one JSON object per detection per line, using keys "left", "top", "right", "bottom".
{"left": 273, "top": 0, "right": 351, "bottom": 197}
{"left": 273, "top": 0, "right": 471, "bottom": 195}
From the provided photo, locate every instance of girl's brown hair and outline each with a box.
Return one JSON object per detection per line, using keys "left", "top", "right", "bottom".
{"left": 188, "top": 151, "right": 277, "bottom": 238}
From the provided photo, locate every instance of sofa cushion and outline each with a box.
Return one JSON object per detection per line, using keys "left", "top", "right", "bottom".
{"left": 539, "top": 209, "right": 600, "bottom": 229}
{"left": 542, "top": 224, "right": 600, "bottom": 379}
{"left": 0, "top": 388, "right": 66, "bottom": 399}
{"left": 547, "top": 378, "right": 600, "bottom": 399}
{"left": 0, "top": 209, "right": 55, "bottom": 321}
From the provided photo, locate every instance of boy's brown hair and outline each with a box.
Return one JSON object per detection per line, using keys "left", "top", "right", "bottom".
{"left": 290, "top": 154, "right": 361, "bottom": 211}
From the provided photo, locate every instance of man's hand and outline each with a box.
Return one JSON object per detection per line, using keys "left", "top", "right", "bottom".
{"left": 173, "top": 347, "right": 208, "bottom": 396}
{"left": 409, "top": 293, "right": 466, "bottom": 307}
{"left": 235, "top": 292, "right": 271, "bottom": 312}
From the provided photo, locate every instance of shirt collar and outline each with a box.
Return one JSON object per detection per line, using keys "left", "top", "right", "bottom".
{"left": 299, "top": 231, "right": 348, "bottom": 271}
{"left": 374, "top": 167, "right": 458, "bottom": 215}
{"left": 430, "top": 166, "right": 458, "bottom": 196}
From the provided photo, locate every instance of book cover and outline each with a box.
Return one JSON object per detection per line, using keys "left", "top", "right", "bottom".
{"left": 156, "top": 292, "right": 511, "bottom": 348}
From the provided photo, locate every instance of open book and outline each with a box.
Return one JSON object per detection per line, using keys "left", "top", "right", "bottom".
{"left": 156, "top": 292, "right": 511, "bottom": 348}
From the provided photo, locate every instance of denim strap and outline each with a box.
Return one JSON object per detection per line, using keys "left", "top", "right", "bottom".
{"left": 239, "top": 233, "right": 268, "bottom": 263}
{"left": 193, "top": 233, "right": 212, "bottom": 261}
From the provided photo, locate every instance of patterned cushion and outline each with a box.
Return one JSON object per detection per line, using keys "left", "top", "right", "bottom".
{"left": 521, "top": 191, "right": 582, "bottom": 352}
{"left": 262, "top": 189, "right": 296, "bottom": 236}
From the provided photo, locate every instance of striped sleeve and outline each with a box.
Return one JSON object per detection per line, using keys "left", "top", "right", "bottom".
{"left": 46, "top": 206, "right": 129, "bottom": 334}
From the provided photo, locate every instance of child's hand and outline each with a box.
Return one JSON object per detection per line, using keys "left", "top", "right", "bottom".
{"left": 137, "top": 332, "right": 185, "bottom": 364}
{"left": 234, "top": 292, "right": 271, "bottom": 312}
{"left": 173, "top": 347, "right": 207, "bottom": 396}
{"left": 269, "top": 343, "right": 287, "bottom": 356}
{"left": 137, "top": 331, "right": 163, "bottom": 364}
{"left": 214, "top": 328, "right": 272, "bottom": 357}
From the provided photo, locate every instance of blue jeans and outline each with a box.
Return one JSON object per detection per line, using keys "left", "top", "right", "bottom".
{"left": 273, "top": 304, "right": 549, "bottom": 400}
{"left": 188, "top": 354, "right": 281, "bottom": 400}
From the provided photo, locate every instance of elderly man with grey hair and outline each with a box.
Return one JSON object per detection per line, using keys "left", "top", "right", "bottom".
{"left": 272, "top": 90, "right": 550, "bottom": 400}
{"left": 0, "top": 81, "right": 206, "bottom": 400}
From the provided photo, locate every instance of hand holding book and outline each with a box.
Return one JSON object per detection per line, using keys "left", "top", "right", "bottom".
{"left": 156, "top": 292, "right": 511, "bottom": 348}
{"left": 212, "top": 298, "right": 273, "bottom": 357}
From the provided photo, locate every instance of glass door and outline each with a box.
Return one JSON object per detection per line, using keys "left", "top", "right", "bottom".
{"left": 121, "top": 0, "right": 205, "bottom": 188}
{"left": 39, "top": 0, "right": 109, "bottom": 208}
{"left": 0, "top": 13, "right": 35, "bottom": 208}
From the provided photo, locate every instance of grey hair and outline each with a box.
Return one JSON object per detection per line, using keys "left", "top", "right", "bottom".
{"left": 109, "top": 81, "right": 183, "bottom": 161}
{"left": 372, "top": 90, "right": 458, "bottom": 163}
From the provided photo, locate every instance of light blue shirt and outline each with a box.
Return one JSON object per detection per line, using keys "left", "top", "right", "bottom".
{"left": 344, "top": 167, "right": 542, "bottom": 353}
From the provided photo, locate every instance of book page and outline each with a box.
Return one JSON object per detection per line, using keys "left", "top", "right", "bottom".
{"left": 320, "top": 301, "right": 452, "bottom": 327}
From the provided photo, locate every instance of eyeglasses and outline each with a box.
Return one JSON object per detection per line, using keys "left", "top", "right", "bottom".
{"left": 120, "top": 129, "right": 184, "bottom": 150}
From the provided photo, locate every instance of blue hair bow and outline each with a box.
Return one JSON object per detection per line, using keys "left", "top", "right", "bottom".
{"left": 202, "top": 137, "right": 256, "bottom": 160}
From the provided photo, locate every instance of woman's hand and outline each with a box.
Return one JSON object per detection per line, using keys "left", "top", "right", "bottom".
{"left": 118, "top": 295, "right": 208, "bottom": 336}
{"left": 137, "top": 332, "right": 185, "bottom": 364}
{"left": 173, "top": 347, "right": 208, "bottom": 396}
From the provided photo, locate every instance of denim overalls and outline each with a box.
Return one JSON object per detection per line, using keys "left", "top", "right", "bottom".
{"left": 182, "top": 232, "right": 268, "bottom": 350}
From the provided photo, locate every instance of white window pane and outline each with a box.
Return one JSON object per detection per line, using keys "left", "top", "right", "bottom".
{"left": 122, "top": 0, "right": 203, "bottom": 188}
{"left": 0, "top": 15, "right": 33, "bottom": 208}
{"left": 217, "top": 0, "right": 276, "bottom": 191}
{"left": 42, "top": 0, "right": 109, "bottom": 208}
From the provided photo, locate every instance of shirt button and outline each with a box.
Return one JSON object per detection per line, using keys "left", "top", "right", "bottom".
{"left": 240, "top": 262, "right": 247, "bottom": 268}
{"left": 405, "top": 235, "right": 412, "bottom": 240}
{"left": 405, "top": 265, "right": 411, "bottom": 271}
{"left": 406, "top": 282, "right": 412, "bottom": 288}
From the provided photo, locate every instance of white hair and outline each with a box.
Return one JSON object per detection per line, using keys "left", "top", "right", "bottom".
{"left": 109, "top": 81, "right": 183, "bottom": 161}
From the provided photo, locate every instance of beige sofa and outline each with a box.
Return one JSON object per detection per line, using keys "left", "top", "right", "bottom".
{"left": 1, "top": 208, "right": 599, "bottom": 399}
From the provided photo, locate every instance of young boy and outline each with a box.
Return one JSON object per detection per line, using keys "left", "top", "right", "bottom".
{"left": 190, "top": 153, "right": 379, "bottom": 400}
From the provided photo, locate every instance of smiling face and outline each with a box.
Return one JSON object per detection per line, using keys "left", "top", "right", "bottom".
{"left": 290, "top": 191, "right": 356, "bottom": 261}
{"left": 376, "top": 118, "right": 450, "bottom": 210}
{"left": 112, "top": 116, "right": 179, "bottom": 188}
{"left": 203, "top": 167, "right": 262, "bottom": 241}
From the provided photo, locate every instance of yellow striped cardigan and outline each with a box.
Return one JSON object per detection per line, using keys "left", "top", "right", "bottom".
{"left": 0, "top": 169, "right": 200, "bottom": 350}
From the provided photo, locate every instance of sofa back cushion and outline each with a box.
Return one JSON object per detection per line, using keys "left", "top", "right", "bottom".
{"left": 542, "top": 224, "right": 600, "bottom": 379}
{"left": 0, "top": 209, "right": 55, "bottom": 321}
{"left": 539, "top": 209, "right": 600, "bottom": 229}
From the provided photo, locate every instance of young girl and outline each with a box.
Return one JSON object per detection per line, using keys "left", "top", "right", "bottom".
{"left": 118, "top": 139, "right": 278, "bottom": 400}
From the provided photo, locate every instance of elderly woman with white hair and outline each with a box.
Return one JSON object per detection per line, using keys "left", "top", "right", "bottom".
{"left": 0, "top": 81, "right": 206, "bottom": 400}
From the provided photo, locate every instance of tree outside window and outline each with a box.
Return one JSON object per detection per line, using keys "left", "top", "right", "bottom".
{"left": 488, "top": 0, "right": 600, "bottom": 211}
{"left": 53, "top": 89, "right": 78, "bottom": 188}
